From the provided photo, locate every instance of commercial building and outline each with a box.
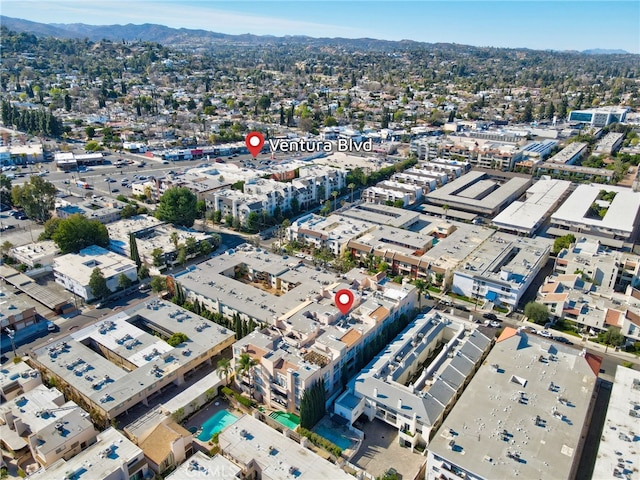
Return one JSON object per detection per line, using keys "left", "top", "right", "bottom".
{"left": 426, "top": 328, "right": 601, "bottom": 480}
{"left": 491, "top": 179, "right": 572, "bottom": 236}
{"left": 219, "top": 414, "right": 354, "bottom": 480}
{"left": 424, "top": 171, "right": 532, "bottom": 216}
{"left": 519, "top": 139, "right": 558, "bottom": 161}
{"left": 568, "top": 107, "right": 628, "bottom": 127}
{"left": 229, "top": 266, "right": 416, "bottom": 411}
{"left": 550, "top": 184, "right": 640, "bottom": 245}
{"left": 0, "top": 283, "right": 38, "bottom": 332}
{"left": 53, "top": 245, "right": 138, "bottom": 301}
{"left": 452, "top": 233, "right": 552, "bottom": 309}
{"left": 0, "top": 384, "right": 97, "bottom": 468}
{"left": 29, "top": 427, "right": 148, "bottom": 480}
{"left": 537, "top": 162, "right": 617, "bottom": 184}
{"left": 335, "top": 313, "right": 492, "bottom": 450}
{"left": 592, "top": 366, "right": 640, "bottom": 480}
{"left": 29, "top": 299, "right": 235, "bottom": 421}
{"left": 55, "top": 196, "right": 127, "bottom": 224}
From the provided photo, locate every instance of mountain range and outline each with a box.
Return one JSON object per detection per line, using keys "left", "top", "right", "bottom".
{"left": 0, "top": 15, "right": 632, "bottom": 54}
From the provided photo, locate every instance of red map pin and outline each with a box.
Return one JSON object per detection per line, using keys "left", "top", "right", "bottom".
{"left": 335, "top": 289, "right": 354, "bottom": 315}
{"left": 245, "top": 131, "right": 265, "bottom": 158}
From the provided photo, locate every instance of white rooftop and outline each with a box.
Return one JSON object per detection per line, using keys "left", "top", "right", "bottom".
{"left": 219, "top": 415, "right": 353, "bottom": 480}
{"left": 592, "top": 366, "right": 640, "bottom": 480}
{"left": 53, "top": 245, "right": 137, "bottom": 286}
{"left": 552, "top": 184, "right": 640, "bottom": 235}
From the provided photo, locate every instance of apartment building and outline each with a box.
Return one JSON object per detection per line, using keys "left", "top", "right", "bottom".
{"left": 55, "top": 196, "right": 127, "bottom": 224}
{"left": 10, "top": 240, "right": 59, "bottom": 268}
{"left": 362, "top": 180, "right": 423, "bottom": 206}
{"left": 0, "top": 384, "right": 97, "bottom": 468}
{"left": 452, "top": 233, "right": 552, "bottom": 309}
{"left": 29, "top": 300, "right": 235, "bottom": 421}
{"left": 30, "top": 428, "right": 148, "bottom": 480}
{"left": 230, "top": 270, "right": 416, "bottom": 412}
{"left": 53, "top": 245, "right": 138, "bottom": 301}
{"left": 545, "top": 142, "right": 588, "bottom": 165}
{"left": 287, "top": 213, "right": 374, "bottom": 256}
{"left": 426, "top": 328, "right": 600, "bottom": 480}
{"left": 335, "top": 312, "right": 492, "bottom": 451}
{"left": 594, "top": 132, "right": 625, "bottom": 155}
{"left": 0, "top": 361, "right": 42, "bottom": 403}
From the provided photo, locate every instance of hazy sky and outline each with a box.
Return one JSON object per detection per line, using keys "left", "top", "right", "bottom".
{"left": 4, "top": 1, "right": 639, "bottom": 53}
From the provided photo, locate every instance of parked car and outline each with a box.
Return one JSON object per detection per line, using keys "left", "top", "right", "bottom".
{"left": 539, "top": 330, "right": 552, "bottom": 338}
{"left": 490, "top": 321, "right": 501, "bottom": 327}
{"left": 47, "top": 321, "right": 56, "bottom": 332}
{"left": 554, "top": 336, "right": 574, "bottom": 345}
{"left": 457, "top": 305, "right": 470, "bottom": 312}
{"left": 482, "top": 313, "right": 499, "bottom": 321}
{"left": 15, "top": 213, "right": 27, "bottom": 220}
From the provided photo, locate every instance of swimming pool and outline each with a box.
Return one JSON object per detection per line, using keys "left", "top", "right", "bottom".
{"left": 197, "top": 410, "right": 239, "bottom": 441}
{"left": 269, "top": 411, "right": 300, "bottom": 430}
{"left": 313, "top": 424, "right": 352, "bottom": 450}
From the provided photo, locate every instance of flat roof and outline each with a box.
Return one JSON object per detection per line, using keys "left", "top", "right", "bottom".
{"left": 167, "top": 452, "right": 241, "bottom": 479}
{"left": 0, "top": 265, "right": 68, "bottom": 310}
{"left": 53, "top": 245, "right": 137, "bottom": 286}
{"left": 30, "top": 427, "right": 143, "bottom": 480}
{"left": 492, "top": 179, "right": 572, "bottom": 233}
{"left": 30, "top": 299, "right": 235, "bottom": 416}
{"left": 219, "top": 415, "right": 353, "bottom": 480}
{"left": 592, "top": 366, "right": 640, "bottom": 480}
{"left": 425, "top": 171, "right": 531, "bottom": 214}
{"left": 428, "top": 330, "right": 600, "bottom": 479}
{"left": 547, "top": 142, "right": 587, "bottom": 164}
{"left": 551, "top": 184, "right": 640, "bottom": 235}
{"left": 177, "top": 245, "right": 338, "bottom": 324}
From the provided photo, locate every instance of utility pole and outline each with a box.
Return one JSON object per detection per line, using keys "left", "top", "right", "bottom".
{"left": 5, "top": 328, "right": 17, "bottom": 357}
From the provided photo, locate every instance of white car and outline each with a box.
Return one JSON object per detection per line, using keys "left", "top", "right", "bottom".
{"left": 539, "top": 330, "right": 552, "bottom": 338}
{"left": 490, "top": 321, "right": 501, "bottom": 328}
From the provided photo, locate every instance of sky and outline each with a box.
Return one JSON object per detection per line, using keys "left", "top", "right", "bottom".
{"left": 3, "top": 1, "right": 639, "bottom": 53}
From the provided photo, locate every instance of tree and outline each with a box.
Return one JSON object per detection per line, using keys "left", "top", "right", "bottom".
{"left": 129, "top": 233, "right": 141, "bottom": 268}
{"left": 552, "top": 233, "right": 576, "bottom": 254}
{"left": 138, "top": 264, "right": 150, "bottom": 280}
{"left": 117, "top": 273, "right": 133, "bottom": 290}
{"left": 521, "top": 101, "right": 533, "bottom": 123}
{"left": 348, "top": 183, "right": 356, "bottom": 203}
{"left": 11, "top": 176, "right": 56, "bottom": 223}
{"left": 1, "top": 240, "right": 13, "bottom": 256}
{"left": 52, "top": 214, "right": 110, "bottom": 254}
{"left": 235, "top": 353, "right": 258, "bottom": 397}
{"left": 120, "top": 204, "right": 138, "bottom": 219}
{"left": 169, "top": 231, "right": 179, "bottom": 248}
{"left": 176, "top": 245, "right": 187, "bottom": 265}
{"left": 524, "top": 302, "right": 549, "bottom": 325}
{"left": 85, "top": 126, "right": 95, "bottom": 139}
{"left": 167, "top": 332, "right": 189, "bottom": 347}
{"left": 299, "top": 379, "right": 326, "bottom": 429}
{"left": 0, "top": 174, "right": 12, "bottom": 207}
{"left": 414, "top": 279, "right": 429, "bottom": 310}
{"left": 246, "top": 211, "right": 260, "bottom": 232}
{"left": 185, "top": 236, "right": 197, "bottom": 255}
{"left": 155, "top": 187, "right": 198, "bottom": 227}
{"left": 331, "top": 190, "right": 339, "bottom": 211}
{"left": 216, "top": 358, "right": 233, "bottom": 385}
{"left": 150, "top": 276, "right": 167, "bottom": 292}
{"left": 89, "top": 267, "right": 110, "bottom": 300}
{"left": 151, "top": 248, "right": 164, "bottom": 267}
{"left": 257, "top": 94, "right": 271, "bottom": 112}
{"left": 212, "top": 210, "right": 222, "bottom": 224}
{"left": 599, "top": 327, "right": 625, "bottom": 353}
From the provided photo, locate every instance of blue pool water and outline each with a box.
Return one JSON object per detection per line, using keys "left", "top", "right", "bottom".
{"left": 313, "top": 424, "right": 352, "bottom": 450}
{"left": 197, "top": 410, "right": 239, "bottom": 441}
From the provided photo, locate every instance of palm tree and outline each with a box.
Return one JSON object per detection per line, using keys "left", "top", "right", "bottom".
{"left": 170, "top": 231, "right": 179, "bottom": 248}
{"left": 442, "top": 204, "right": 450, "bottom": 219}
{"left": 216, "top": 358, "right": 233, "bottom": 385}
{"left": 236, "top": 353, "right": 258, "bottom": 397}
{"left": 414, "top": 279, "right": 428, "bottom": 311}
{"left": 348, "top": 183, "right": 356, "bottom": 203}
{"left": 331, "top": 190, "right": 339, "bottom": 211}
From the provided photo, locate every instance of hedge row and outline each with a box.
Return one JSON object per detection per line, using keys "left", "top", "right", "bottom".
{"left": 298, "top": 427, "right": 342, "bottom": 458}
{"left": 221, "top": 386, "right": 253, "bottom": 408}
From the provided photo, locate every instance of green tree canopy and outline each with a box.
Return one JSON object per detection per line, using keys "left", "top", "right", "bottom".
{"left": 552, "top": 234, "right": 576, "bottom": 254}
{"left": 117, "top": 273, "right": 133, "bottom": 290}
{"left": 51, "top": 213, "right": 110, "bottom": 254}
{"left": 150, "top": 276, "right": 167, "bottom": 292}
{"left": 524, "top": 301, "right": 549, "bottom": 325}
{"left": 89, "top": 267, "right": 110, "bottom": 300}
{"left": 11, "top": 176, "right": 56, "bottom": 223}
{"left": 155, "top": 187, "right": 198, "bottom": 227}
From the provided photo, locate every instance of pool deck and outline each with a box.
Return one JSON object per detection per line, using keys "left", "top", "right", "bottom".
{"left": 313, "top": 416, "right": 362, "bottom": 459}
{"left": 184, "top": 398, "right": 238, "bottom": 446}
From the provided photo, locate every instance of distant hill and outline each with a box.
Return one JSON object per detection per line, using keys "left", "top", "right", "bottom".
{"left": 1, "top": 15, "right": 635, "bottom": 55}
{"left": 582, "top": 48, "right": 630, "bottom": 55}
